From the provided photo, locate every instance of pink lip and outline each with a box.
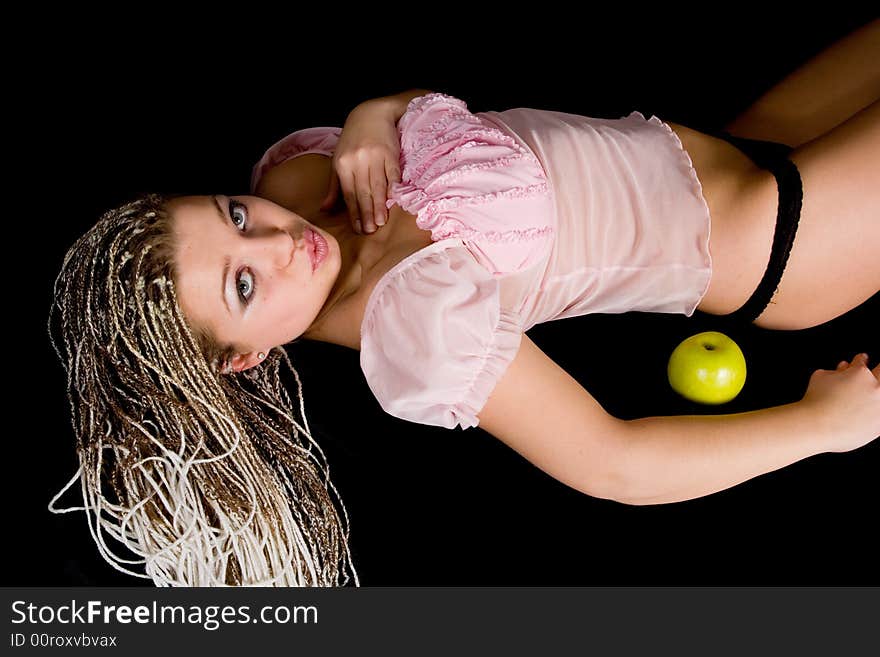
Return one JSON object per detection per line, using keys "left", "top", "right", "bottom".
{"left": 307, "top": 228, "right": 326, "bottom": 273}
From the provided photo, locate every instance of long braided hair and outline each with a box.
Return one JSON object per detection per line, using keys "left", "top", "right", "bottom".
{"left": 47, "top": 192, "right": 360, "bottom": 586}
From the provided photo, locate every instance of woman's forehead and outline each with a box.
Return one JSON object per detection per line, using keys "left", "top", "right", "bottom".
{"left": 167, "top": 195, "right": 224, "bottom": 237}
{"left": 166, "top": 194, "right": 212, "bottom": 214}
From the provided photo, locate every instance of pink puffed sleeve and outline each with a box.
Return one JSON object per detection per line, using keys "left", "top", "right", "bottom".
{"left": 360, "top": 243, "right": 523, "bottom": 431}
{"left": 387, "top": 93, "right": 555, "bottom": 275}
{"left": 250, "top": 126, "right": 342, "bottom": 194}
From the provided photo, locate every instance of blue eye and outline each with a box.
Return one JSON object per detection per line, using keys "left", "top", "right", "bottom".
{"left": 228, "top": 198, "right": 255, "bottom": 304}
{"left": 229, "top": 199, "right": 248, "bottom": 230}
{"left": 237, "top": 269, "right": 254, "bottom": 303}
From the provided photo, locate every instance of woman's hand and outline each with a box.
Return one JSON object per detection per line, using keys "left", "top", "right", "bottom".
{"left": 801, "top": 352, "right": 880, "bottom": 453}
{"left": 320, "top": 99, "right": 402, "bottom": 235}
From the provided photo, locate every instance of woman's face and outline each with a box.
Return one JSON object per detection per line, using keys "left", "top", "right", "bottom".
{"left": 169, "top": 194, "right": 339, "bottom": 366}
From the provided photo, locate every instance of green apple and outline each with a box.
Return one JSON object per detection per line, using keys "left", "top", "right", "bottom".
{"left": 667, "top": 331, "right": 747, "bottom": 404}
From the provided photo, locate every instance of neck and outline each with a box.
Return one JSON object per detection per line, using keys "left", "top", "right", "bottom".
{"left": 300, "top": 206, "right": 388, "bottom": 347}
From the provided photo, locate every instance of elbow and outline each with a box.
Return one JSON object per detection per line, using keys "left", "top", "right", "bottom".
{"left": 592, "top": 422, "right": 697, "bottom": 507}
{"left": 544, "top": 423, "right": 637, "bottom": 506}
{"left": 574, "top": 480, "right": 649, "bottom": 506}
{"left": 590, "top": 480, "right": 651, "bottom": 507}
{"left": 574, "top": 429, "right": 654, "bottom": 507}
{"left": 572, "top": 452, "right": 640, "bottom": 506}
{"left": 611, "top": 494, "right": 660, "bottom": 507}
{"left": 599, "top": 467, "right": 687, "bottom": 507}
{"left": 586, "top": 477, "right": 657, "bottom": 507}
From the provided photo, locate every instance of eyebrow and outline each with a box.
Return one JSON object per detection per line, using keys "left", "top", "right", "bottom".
{"left": 211, "top": 195, "right": 232, "bottom": 318}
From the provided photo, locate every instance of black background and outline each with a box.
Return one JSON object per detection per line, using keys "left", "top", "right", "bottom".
{"left": 13, "top": 11, "right": 878, "bottom": 586}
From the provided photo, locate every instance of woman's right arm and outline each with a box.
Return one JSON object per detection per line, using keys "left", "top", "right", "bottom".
{"left": 478, "top": 337, "right": 880, "bottom": 506}
{"left": 321, "top": 88, "right": 434, "bottom": 233}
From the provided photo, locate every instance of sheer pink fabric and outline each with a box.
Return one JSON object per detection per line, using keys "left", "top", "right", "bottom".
{"left": 251, "top": 93, "right": 713, "bottom": 430}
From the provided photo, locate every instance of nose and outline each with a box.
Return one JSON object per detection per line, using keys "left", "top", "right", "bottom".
{"left": 253, "top": 227, "right": 301, "bottom": 270}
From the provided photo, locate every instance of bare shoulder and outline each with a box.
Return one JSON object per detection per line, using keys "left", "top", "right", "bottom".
{"left": 477, "top": 333, "right": 628, "bottom": 501}
{"left": 254, "top": 153, "right": 333, "bottom": 215}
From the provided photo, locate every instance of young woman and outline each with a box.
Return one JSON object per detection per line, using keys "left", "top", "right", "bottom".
{"left": 48, "top": 20, "right": 880, "bottom": 586}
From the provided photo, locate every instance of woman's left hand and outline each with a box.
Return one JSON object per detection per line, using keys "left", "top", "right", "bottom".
{"left": 320, "top": 99, "right": 402, "bottom": 234}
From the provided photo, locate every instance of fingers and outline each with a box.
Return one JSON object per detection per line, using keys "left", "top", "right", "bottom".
{"left": 351, "top": 170, "right": 392, "bottom": 234}
{"left": 369, "top": 163, "right": 388, "bottom": 229}
{"left": 385, "top": 159, "right": 401, "bottom": 188}
{"left": 852, "top": 353, "right": 880, "bottom": 386}
{"left": 337, "top": 165, "right": 379, "bottom": 234}
{"left": 336, "top": 156, "right": 399, "bottom": 234}
{"left": 337, "top": 168, "right": 360, "bottom": 233}
{"left": 853, "top": 353, "right": 880, "bottom": 384}
{"left": 356, "top": 177, "right": 376, "bottom": 233}
{"left": 835, "top": 353, "right": 867, "bottom": 370}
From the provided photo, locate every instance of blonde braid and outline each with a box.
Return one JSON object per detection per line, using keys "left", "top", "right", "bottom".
{"left": 47, "top": 193, "right": 360, "bottom": 586}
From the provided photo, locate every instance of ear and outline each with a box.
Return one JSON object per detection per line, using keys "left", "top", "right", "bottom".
{"left": 227, "top": 350, "right": 266, "bottom": 374}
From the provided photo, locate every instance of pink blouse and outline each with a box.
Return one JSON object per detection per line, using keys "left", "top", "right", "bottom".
{"left": 251, "top": 93, "right": 713, "bottom": 431}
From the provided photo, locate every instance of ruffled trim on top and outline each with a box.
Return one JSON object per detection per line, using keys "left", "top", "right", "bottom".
{"left": 398, "top": 92, "right": 470, "bottom": 134}
{"left": 387, "top": 93, "right": 553, "bottom": 252}
{"left": 389, "top": 181, "right": 550, "bottom": 230}
{"left": 428, "top": 151, "right": 535, "bottom": 187}
{"left": 250, "top": 126, "right": 342, "bottom": 193}
{"left": 426, "top": 220, "right": 555, "bottom": 245}
{"left": 401, "top": 101, "right": 542, "bottom": 181}
{"left": 453, "top": 306, "right": 523, "bottom": 430}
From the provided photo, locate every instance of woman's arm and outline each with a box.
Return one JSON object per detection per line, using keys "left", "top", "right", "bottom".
{"left": 479, "top": 338, "right": 879, "bottom": 506}
{"left": 618, "top": 401, "right": 830, "bottom": 505}
{"left": 725, "top": 19, "right": 880, "bottom": 148}
{"left": 364, "top": 88, "right": 435, "bottom": 125}
{"left": 320, "top": 88, "right": 435, "bottom": 233}
{"left": 477, "top": 334, "right": 631, "bottom": 502}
